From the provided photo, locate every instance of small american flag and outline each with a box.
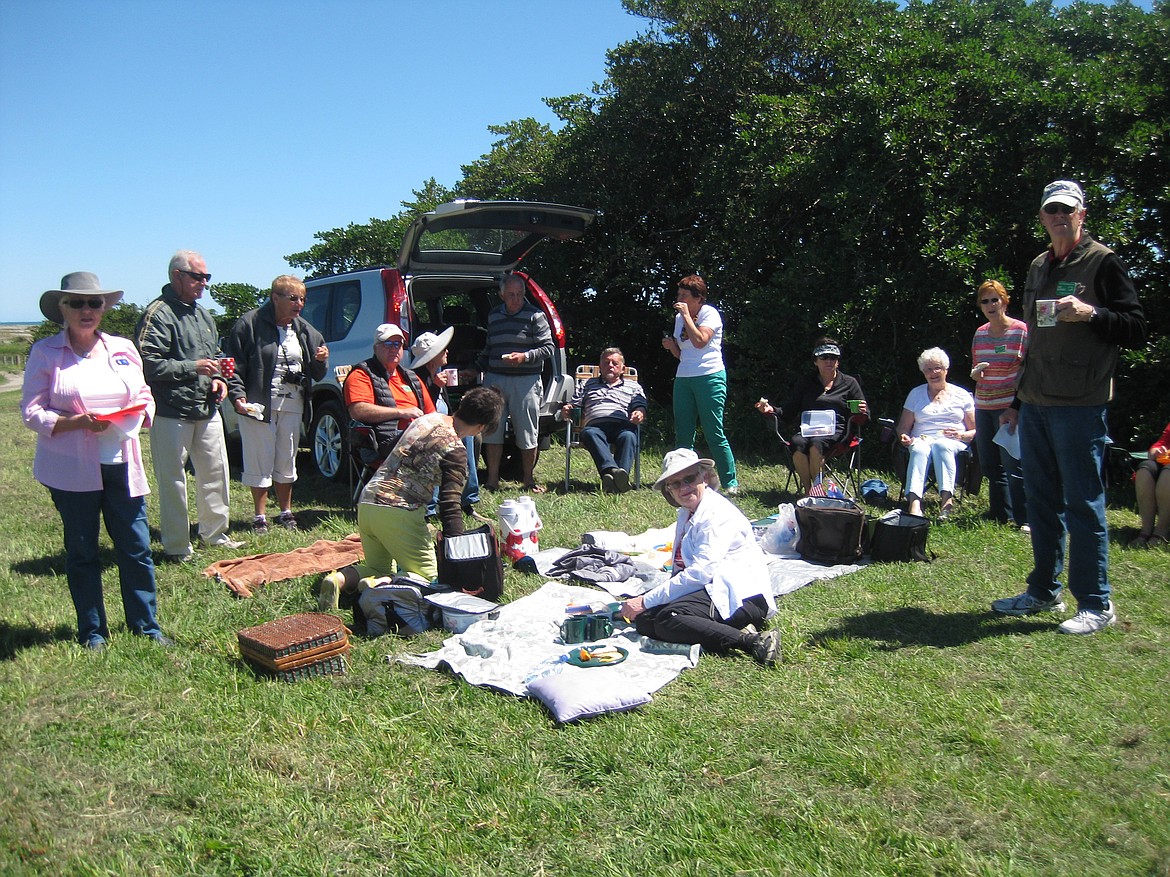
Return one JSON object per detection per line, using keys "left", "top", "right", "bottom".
{"left": 807, "top": 477, "right": 827, "bottom": 497}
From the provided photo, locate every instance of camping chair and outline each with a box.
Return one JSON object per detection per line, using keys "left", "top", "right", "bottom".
{"left": 562, "top": 364, "right": 642, "bottom": 493}
{"left": 878, "top": 417, "right": 978, "bottom": 508}
{"left": 336, "top": 364, "right": 383, "bottom": 506}
{"left": 765, "top": 412, "right": 868, "bottom": 497}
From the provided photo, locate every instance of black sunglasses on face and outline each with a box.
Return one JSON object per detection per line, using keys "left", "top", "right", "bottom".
{"left": 1043, "top": 203, "right": 1076, "bottom": 215}
{"left": 179, "top": 269, "right": 212, "bottom": 283}
{"left": 980, "top": 298, "right": 1000, "bottom": 305}
{"left": 63, "top": 298, "right": 105, "bottom": 310}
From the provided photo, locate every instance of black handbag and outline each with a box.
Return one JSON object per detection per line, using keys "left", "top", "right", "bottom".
{"left": 868, "top": 511, "right": 932, "bottom": 563}
{"left": 436, "top": 522, "right": 504, "bottom": 601}
{"left": 795, "top": 497, "right": 865, "bottom": 564}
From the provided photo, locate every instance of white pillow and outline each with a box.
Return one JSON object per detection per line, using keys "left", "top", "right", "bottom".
{"left": 527, "top": 672, "right": 651, "bottom": 724}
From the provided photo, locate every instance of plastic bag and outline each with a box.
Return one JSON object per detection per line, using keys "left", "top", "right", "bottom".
{"left": 761, "top": 503, "right": 801, "bottom": 556}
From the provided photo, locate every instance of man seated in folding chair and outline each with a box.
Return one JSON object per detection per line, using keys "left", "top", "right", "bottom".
{"left": 560, "top": 347, "right": 647, "bottom": 494}
{"left": 755, "top": 337, "right": 867, "bottom": 495}
{"left": 343, "top": 323, "right": 435, "bottom": 492}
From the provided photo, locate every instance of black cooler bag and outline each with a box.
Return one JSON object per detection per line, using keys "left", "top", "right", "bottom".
{"left": 868, "top": 510, "right": 931, "bottom": 563}
{"left": 795, "top": 497, "right": 865, "bottom": 564}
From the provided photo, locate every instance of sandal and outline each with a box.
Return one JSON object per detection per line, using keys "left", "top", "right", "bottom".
{"left": 524, "top": 483, "right": 547, "bottom": 494}
{"left": 1128, "top": 532, "right": 1152, "bottom": 549}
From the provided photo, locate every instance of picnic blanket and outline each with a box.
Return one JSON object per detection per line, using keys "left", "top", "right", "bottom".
{"left": 202, "top": 534, "right": 364, "bottom": 598}
{"left": 395, "top": 582, "right": 700, "bottom": 721}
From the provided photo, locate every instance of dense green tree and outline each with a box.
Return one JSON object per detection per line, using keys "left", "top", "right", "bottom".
{"left": 208, "top": 282, "right": 266, "bottom": 338}
{"left": 285, "top": 0, "right": 1167, "bottom": 446}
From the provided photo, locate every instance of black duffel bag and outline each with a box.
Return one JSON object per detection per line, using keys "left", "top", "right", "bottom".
{"left": 868, "top": 510, "right": 932, "bottom": 563}
{"left": 795, "top": 497, "right": 865, "bottom": 564}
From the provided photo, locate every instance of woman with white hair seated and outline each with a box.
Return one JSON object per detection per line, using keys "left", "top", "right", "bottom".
{"left": 618, "top": 449, "right": 780, "bottom": 665}
{"left": 895, "top": 347, "right": 976, "bottom": 519}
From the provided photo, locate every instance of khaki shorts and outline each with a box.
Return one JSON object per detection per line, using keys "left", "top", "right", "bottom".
{"left": 482, "top": 371, "right": 541, "bottom": 449}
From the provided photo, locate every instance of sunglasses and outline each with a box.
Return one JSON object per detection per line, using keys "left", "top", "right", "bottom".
{"left": 379, "top": 339, "right": 404, "bottom": 349}
{"left": 816, "top": 354, "right": 840, "bottom": 361}
{"left": 62, "top": 298, "right": 105, "bottom": 310}
{"left": 178, "top": 269, "right": 212, "bottom": 283}
{"left": 275, "top": 293, "right": 305, "bottom": 303}
{"left": 1042, "top": 203, "right": 1076, "bottom": 216}
{"left": 980, "top": 298, "right": 1000, "bottom": 305}
{"left": 664, "top": 471, "right": 702, "bottom": 492}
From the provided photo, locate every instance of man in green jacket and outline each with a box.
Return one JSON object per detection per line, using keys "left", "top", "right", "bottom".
{"left": 136, "top": 250, "right": 243, "bottom": 561}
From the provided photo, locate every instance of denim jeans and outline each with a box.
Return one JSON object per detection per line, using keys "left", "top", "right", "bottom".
{"left": 49, "top": 463, "right": 162, "bottom": 646}
{"left": 673, "top": 370, "right": 737, "bottom": 488}
{"left": 974, "top": 407, "right": 1027, "bottom": 525}
{"left": 1019, "top": 402, "right": 1111, "bottom": 610}
{"left": 580, "top": 418, "right": 639, "bottom": 474}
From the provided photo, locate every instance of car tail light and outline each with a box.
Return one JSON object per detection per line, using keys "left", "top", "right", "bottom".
{"left": 380, "top": 268, "right": 410, "bottom": 335}
{"left": 518, "top": 272, "right": 566, "bottom": 348}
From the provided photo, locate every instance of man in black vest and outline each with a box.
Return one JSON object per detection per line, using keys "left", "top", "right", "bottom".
{"left": 343, "top": 323, "right": 434, "bottom": 466}
{"left": 993, "top": 179, "right": 1146, "bottom": 635}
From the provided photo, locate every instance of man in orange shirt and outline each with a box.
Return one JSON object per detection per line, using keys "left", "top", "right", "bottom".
{"left": 343, "top": 324, "right": 434, "bottom": 467}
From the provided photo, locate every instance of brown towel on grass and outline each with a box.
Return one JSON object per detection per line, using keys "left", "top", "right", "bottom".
{"left": 203, "top": 534, "right": 365, "bottom": 598}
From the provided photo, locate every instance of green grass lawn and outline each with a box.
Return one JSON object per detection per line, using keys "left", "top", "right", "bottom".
{"left": 1, "top": 387, "right": 1167, "bottom": 876}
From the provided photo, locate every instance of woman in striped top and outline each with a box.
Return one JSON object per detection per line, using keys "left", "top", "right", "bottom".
{"left": 970, "top": 280, "right": 1029, "bottom": 527}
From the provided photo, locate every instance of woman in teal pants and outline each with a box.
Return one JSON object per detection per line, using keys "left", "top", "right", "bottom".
{"left": 661, "top": 274, "right": 738, "bottom": 493}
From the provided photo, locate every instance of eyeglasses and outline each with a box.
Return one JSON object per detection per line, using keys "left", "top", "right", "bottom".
{"left": 178, "top": 269, "right": 212, "bottom": 283}
{"left": 664, "top": 471, "right": 702, "bottom": 492}
{"left": 379, "top": 340, "right": 404, "bottom": 350}
{"left": 980, "top": 298, "right": 1000, "bottom": 305}
{"left": 1042, "top": 203, "right": 1076, "bottom": 216}
{"left": 275, "top": 293, "right": 305, "bottom": 303}
{"left": 62, "top": 298, "right": 105, "bottom": 310}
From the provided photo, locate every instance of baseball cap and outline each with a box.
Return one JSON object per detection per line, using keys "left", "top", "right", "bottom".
{"left": 1041, "top": 180, "right": 1084, "bottom": 210}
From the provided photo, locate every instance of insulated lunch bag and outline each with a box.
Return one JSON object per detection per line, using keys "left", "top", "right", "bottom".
{"left": 868, "top": 510, "right": 931, "bottom": 563}
{"left": 794, "top": 496, "right": 865, "bottom": 564}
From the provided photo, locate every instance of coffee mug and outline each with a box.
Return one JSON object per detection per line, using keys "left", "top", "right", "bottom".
{"left": 1036, "top": 300, "right": 1057, "bottom": 327}
{"left": 585, "top": 613, "right": 613, "bottom": 640}
{"left": 217, "top": 356, "right": 236, "bottom": 378}
{"left": 847, "top": 399, "right": 863, "bottom": 414}
{"left": 443, "top": 367, "right": 459, "bottom": 387}
{"left": 560, "top": 615, "right": 587, "bottom": 644}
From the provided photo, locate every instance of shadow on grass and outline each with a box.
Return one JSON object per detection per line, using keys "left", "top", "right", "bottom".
{"left": 808, "top": 607, "right": 1056, "bottom": 650}
{"left": 0, "top": 621, "right": 76, "bottom": 659}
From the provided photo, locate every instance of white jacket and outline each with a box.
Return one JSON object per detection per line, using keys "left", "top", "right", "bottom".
{"left": 641, "top": 489, "right": 776, "bottom": 620}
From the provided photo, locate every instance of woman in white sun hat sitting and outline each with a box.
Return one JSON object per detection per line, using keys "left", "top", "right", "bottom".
{"left": 619, "top": 449, "right": 780, "bottom": 665}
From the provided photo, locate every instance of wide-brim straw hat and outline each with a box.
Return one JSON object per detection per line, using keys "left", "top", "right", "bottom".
{"left": 40, "top": 272, "right": 124, "bottom": 324}
{"left": 407, "top": 326, "right": 455, "bottom": 370}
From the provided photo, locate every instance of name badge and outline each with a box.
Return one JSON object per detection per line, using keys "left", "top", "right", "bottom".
{"left": 114, "top": 355, "right": 131, "bottom": 367}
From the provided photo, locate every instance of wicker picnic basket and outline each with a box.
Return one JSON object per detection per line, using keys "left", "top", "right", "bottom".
{"left": 237, "top": 613, "right": 350, "bottom": 681}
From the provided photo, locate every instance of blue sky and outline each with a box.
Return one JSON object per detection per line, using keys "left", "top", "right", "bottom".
{"left": 0, "top": 0, "right": 649, "bottom": 322}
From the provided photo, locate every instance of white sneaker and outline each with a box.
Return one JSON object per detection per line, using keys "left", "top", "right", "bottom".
{"left": 1058, "top": 603, "right": 1116, "bottom": 635}
{"left": 206, "top": 537, "right": 245, "bottom": 550}
{"left": 991, "top": 592, "right": 1066, "bottom": 616}
{"left": 318, "top": 571, "right": 345, "bottom": 611}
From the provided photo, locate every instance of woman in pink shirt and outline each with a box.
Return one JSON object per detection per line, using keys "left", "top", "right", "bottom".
{"left": 22, "top": 273, "right": 169, "bottom": 651}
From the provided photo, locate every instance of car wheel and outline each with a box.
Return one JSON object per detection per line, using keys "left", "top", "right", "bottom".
{"left": 311, "top": 400, "right": 348, "bottom": 481}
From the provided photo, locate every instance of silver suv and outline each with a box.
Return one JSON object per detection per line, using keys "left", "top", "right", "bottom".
{"left": 296, "top": 199, "right": 599, "bottom": 479}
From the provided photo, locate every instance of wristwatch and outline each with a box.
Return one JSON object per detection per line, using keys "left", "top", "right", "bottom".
{"left": 1089, "top": 307, "right": 1100, "bottom": 322}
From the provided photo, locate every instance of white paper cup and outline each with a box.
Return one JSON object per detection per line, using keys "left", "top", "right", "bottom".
{"left": 443, "top": 367, "right": 459, "bottom": 386}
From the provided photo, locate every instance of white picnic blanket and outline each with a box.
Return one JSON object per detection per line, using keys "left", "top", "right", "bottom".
{"left": 394, "top": 581, "right": 700, "bottom": 698}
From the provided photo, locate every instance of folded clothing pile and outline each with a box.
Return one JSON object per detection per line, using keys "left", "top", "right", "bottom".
{"left": 237, "top": 613, "right": 350, "bottom": 681}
